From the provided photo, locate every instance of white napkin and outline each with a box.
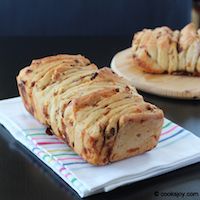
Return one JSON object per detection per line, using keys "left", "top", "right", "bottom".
{"left": 0, "top": 97, "right": 200, "bottom": 197}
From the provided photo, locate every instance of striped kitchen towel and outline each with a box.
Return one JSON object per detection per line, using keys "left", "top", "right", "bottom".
{"left": 0, "top": 97, "right": 200, "bottom": 197}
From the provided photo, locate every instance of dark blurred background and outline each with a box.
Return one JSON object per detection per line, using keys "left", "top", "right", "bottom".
{"left": 0, "top": 0, "right": 192, "bottom": 36}
{"left": 0, "top": 0, "right": 194, "bottom": 99}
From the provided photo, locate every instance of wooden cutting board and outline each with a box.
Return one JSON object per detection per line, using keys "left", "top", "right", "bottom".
{"left": 111, "top": 48, "right": 200, "bottom": 100}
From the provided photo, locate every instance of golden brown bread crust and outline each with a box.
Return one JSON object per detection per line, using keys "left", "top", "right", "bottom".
{"left": 17, "top": 54, "right": 164, "bottom": 165}
{"left": 132, "top": 23, "right": 200, "bottom": 76}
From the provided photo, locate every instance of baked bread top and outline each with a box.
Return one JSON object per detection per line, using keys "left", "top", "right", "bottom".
{"left": 132, "top": 23, "right": 200, "bottom": 76}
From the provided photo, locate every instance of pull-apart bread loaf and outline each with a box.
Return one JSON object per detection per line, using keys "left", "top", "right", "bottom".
{"left": 132, "top": 23, "right": 200, "bottom": 76}
{"left": 17, "top": 54, "right": 164, "bottom": 165}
